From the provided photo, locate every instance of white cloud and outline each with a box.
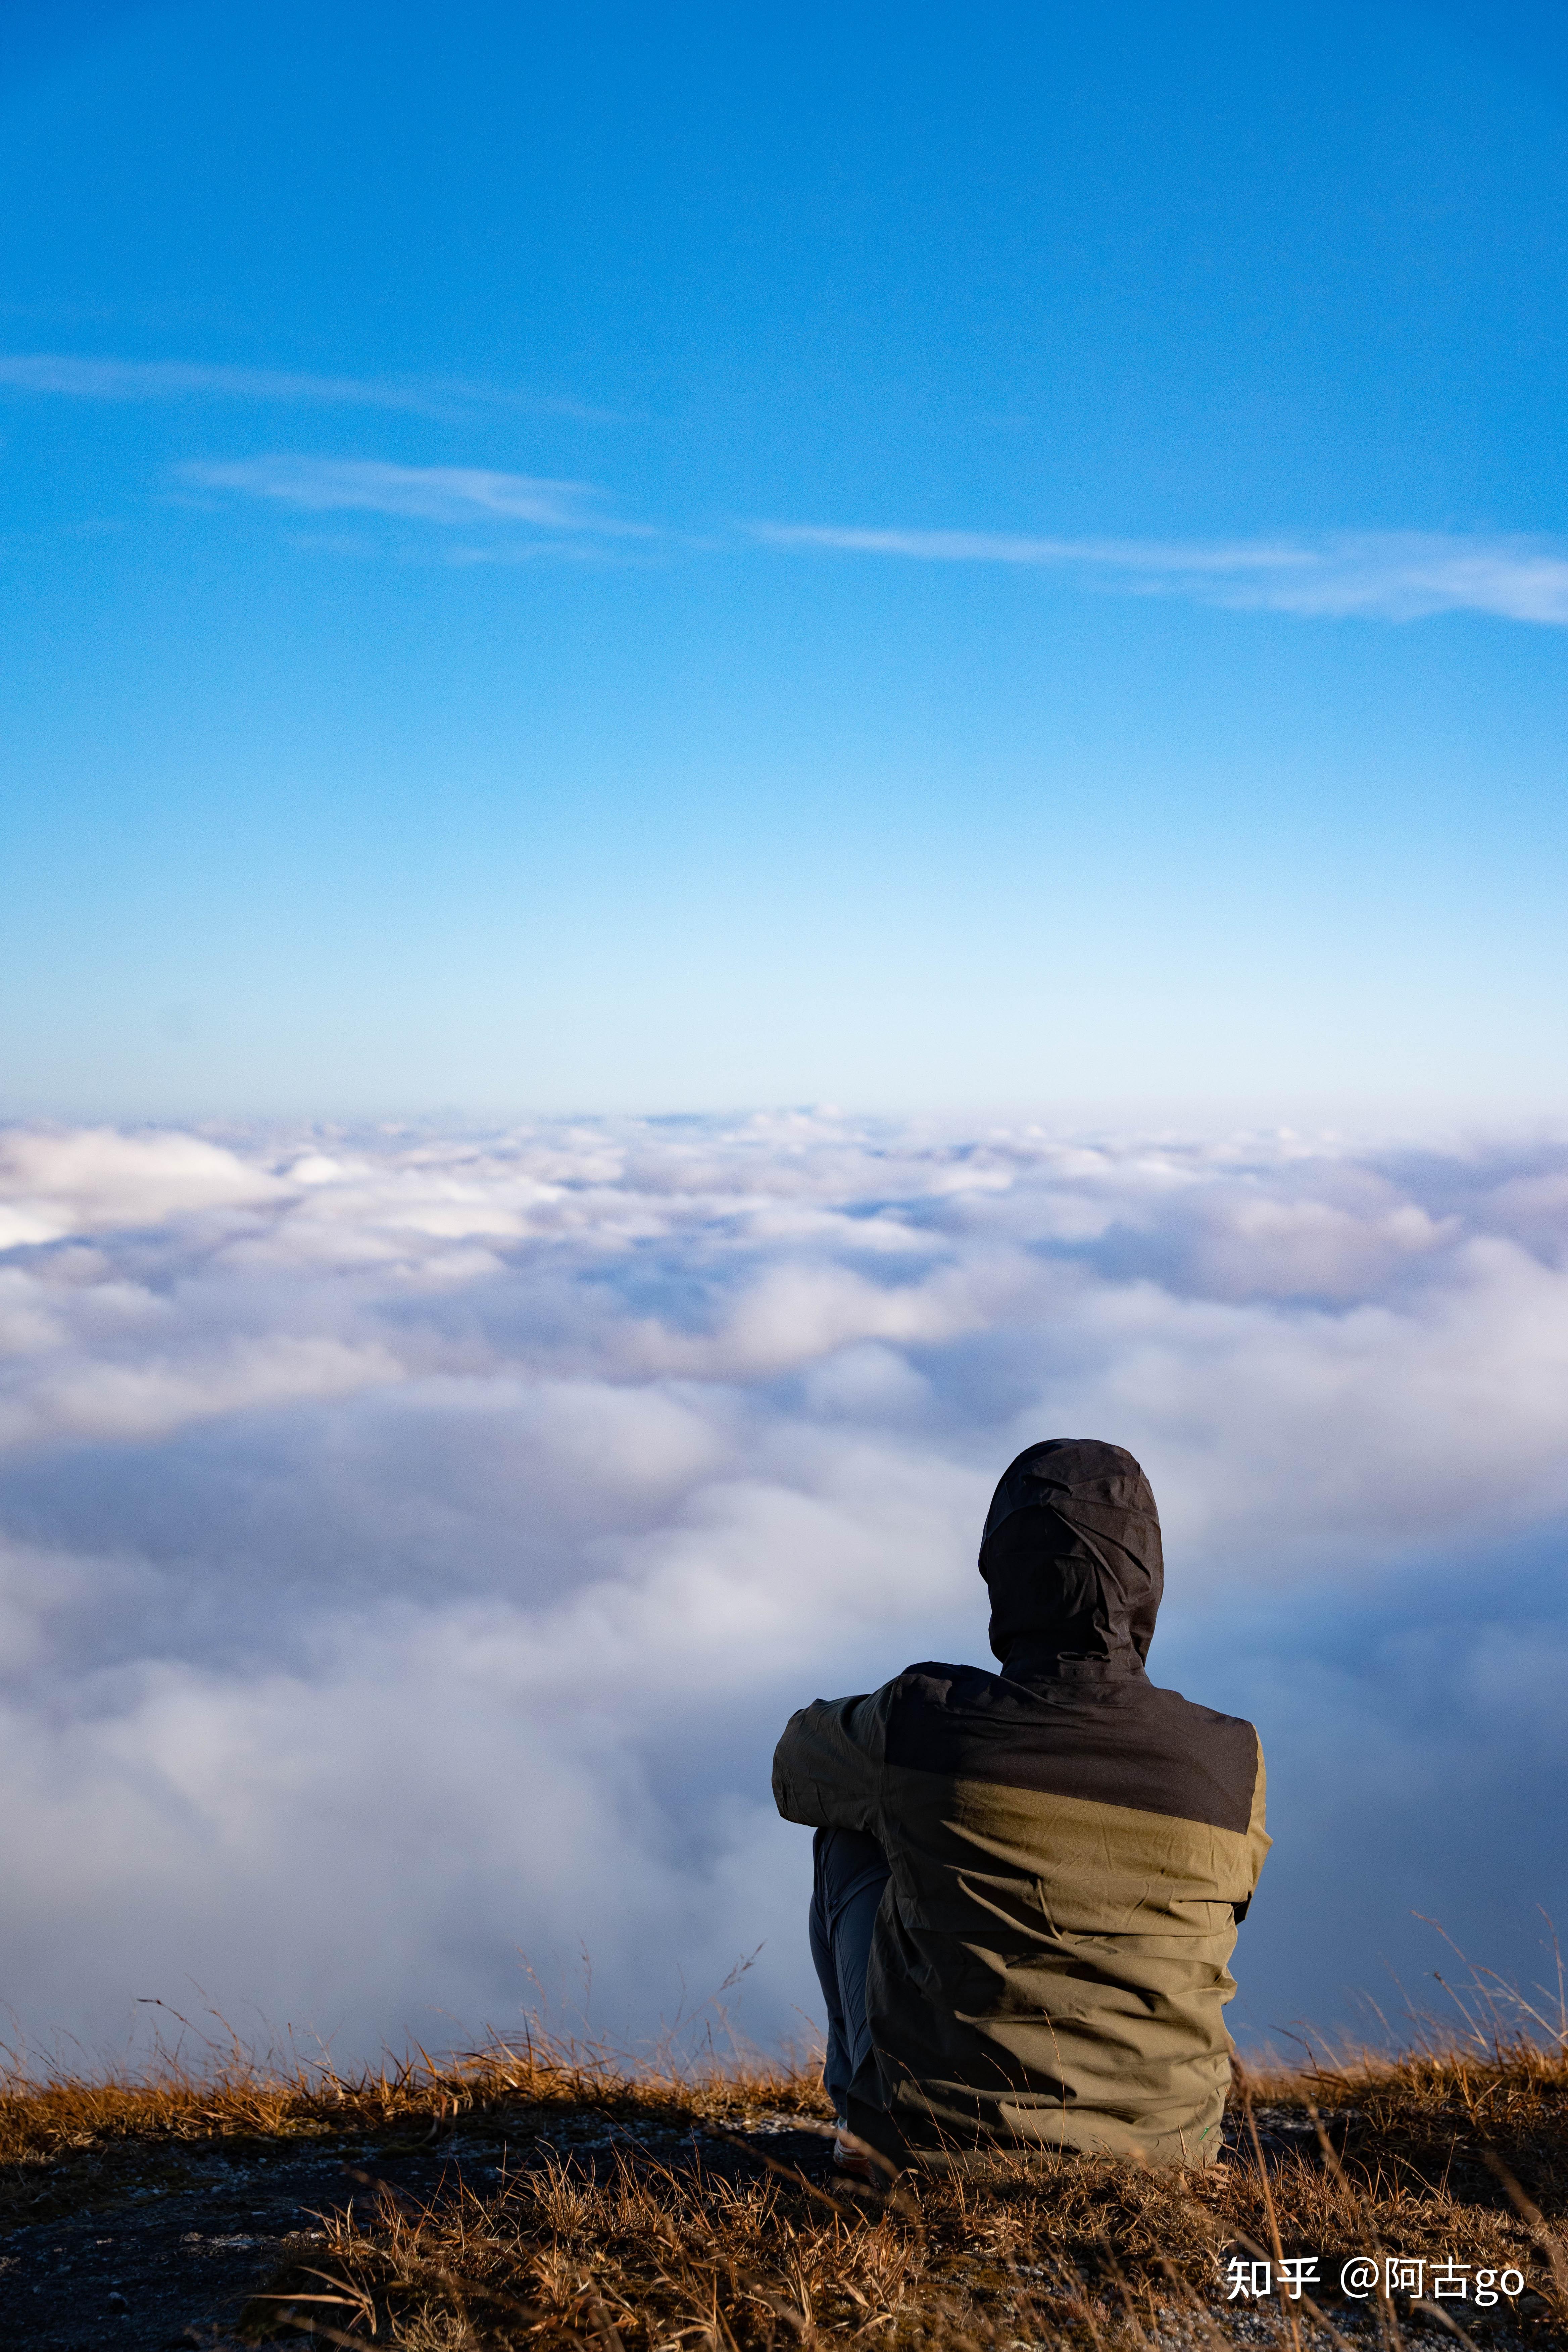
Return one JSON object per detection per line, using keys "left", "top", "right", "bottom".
{"left": 0, "top": 1127, "right": 285, "bottom": 1247}
{"left": 6, "top": 365, "right": 1562, "bottom": 623}
{"left": 755, "top": 523, "right": 1568, "bottom": 625}
{"left": 6, "top": 1333, "right": 404, "bottom": 1447}
{"left": 181, "top": 456, "right": 652, "bottom": 538}
{"left": 0, "top": 352, "right": 615, "bottom": 421}
{"left": 0, "top": 353, "right": 438, "bottom": 406}
{"left": 0, "top": 1114, "right": 1564, "bottom": 2064}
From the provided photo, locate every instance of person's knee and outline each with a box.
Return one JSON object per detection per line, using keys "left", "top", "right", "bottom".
{"left": 816, "top": 1825, "right": 890, "bottom": 1919}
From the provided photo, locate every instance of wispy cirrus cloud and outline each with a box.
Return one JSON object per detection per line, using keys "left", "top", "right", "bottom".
{"left": 181, "top": 455, "right": 652, "bottom": 537}
{"left": 18, "top": 362, "right": 1563, "bottom": 623}
{"left": 0, "top": 351, "right": 616, "bottom": 421}
{"left": 755, "top": 522, "right": 1568, "bottom": 625}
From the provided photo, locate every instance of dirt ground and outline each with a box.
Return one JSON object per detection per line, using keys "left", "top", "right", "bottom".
{"left": 0, "top": 2105, "right": 837, "bottom": 2350}
{"left": 2, "top": 2103, "right": 1555, "bottom": 2352}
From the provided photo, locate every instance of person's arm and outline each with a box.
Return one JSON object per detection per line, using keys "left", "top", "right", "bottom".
{"left": 772, "top": 1690, "right": 885, "bottom": 1834}
{"left": 1233, "top": 1732, "right": 1271, "bottom": 1921}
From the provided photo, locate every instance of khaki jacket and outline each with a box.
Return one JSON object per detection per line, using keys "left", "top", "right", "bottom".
{"left": 774, "top": 1657, "right": 1269, "bottom": 2167}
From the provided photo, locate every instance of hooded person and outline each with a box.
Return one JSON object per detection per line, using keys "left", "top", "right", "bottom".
{"left": 772, "top": 1439, "right": 1270, "bottom": 2171}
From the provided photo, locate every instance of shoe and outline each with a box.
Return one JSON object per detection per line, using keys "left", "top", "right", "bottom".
{"left": 832, "top": 2127, "right": 879, "bottom": 2184}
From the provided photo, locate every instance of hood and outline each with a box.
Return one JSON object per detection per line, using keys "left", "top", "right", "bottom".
{"left": 978, "top": 1438, "right": 1163, "bottom": 1670}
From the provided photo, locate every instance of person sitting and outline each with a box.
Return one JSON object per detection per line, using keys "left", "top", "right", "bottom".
{"left": 772, "top": 1438, "right": 1270, "bottom": 2173}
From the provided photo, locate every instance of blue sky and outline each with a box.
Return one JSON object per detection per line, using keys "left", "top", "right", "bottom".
{"left": 3, "top": 0, "right": 1568, "bottom": 1116}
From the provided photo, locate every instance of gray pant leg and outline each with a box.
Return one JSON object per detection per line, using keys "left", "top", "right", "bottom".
{"left": 807, "top": 1825, "right": 891, "bottom": 2121}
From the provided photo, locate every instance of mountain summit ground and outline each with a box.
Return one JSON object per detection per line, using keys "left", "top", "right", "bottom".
{"left": 2, "top": 2029, "right": 1565, "bottom": 2350}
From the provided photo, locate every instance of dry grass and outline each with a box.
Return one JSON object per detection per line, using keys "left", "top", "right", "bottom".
{"left": 4, "top": 2017, "right": 1567, "bottom": 2349}
{"left": 0, "top": 2031, "right": 807, "bottom": 2176}
{"left": 235, "top": 2041, "right": 1568, "bottom": 2350}
{"left": 0, "top": 2020, "right": 824, "bottom": 2236}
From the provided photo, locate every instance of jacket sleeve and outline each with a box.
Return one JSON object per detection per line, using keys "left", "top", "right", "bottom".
{"left": 772, "top": 1691, "right": 885, "bottom": 1833}
{"left": 1232, "top": 1732, "right": 1272, "bottom": 1922}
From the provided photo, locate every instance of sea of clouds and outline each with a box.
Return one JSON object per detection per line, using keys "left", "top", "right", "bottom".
{"left": 0, "top": 1115, "right": 1564, "bottom": 2073}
